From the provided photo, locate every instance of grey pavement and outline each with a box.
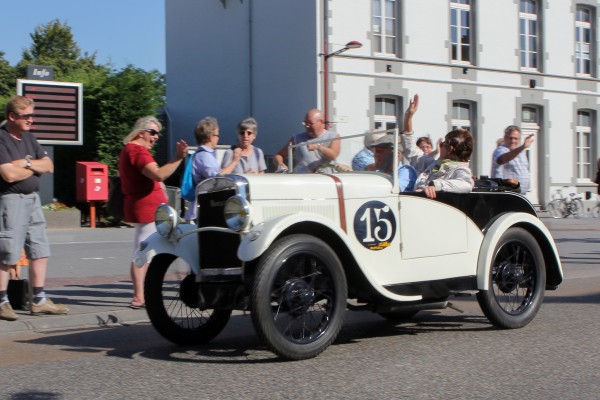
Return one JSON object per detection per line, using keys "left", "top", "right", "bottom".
{"left": 1, "top": 212, "right": 598, "bottom": 334}
{"left": 1, "top": 225, "right": 149, "bottom": 333}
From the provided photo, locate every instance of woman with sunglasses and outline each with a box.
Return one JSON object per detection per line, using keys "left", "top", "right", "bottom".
{"left": 220, "top": 117, "right": 267, "bottom": 174}
{"left": 118, "top": 116, "right": 188, "bottom": 309}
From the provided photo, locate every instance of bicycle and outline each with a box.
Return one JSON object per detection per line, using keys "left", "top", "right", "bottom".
{"left": 547, "top": 189, "right": 584, "bottom": 218}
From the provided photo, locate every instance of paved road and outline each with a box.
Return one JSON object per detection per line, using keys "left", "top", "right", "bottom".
{"left": 1, "top": 215, "right": 598, "bottom": 333}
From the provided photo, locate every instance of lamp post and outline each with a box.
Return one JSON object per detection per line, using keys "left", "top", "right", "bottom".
{"left": 323, "top": 40, "right": 362, "bottom": 129}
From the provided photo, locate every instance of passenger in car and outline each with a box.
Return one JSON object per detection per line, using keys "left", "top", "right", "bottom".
{"left": 351, "top": 130, "right": 387, "bottom": 171}
{"left": 273, "top": 108, "right": 340, "bottom": 173}
{"left": 365, "top": 134, "right": 417, "bottom": 192}
{"left": 414, "top": 128, "right": 474, "bottom": 199}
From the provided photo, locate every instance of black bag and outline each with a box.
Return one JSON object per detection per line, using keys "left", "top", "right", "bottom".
{"left": 107, "top": 176, "right": 124, "bottom": 220}
{"left": 8, "top": 279, "right": 30, "bottom": 310}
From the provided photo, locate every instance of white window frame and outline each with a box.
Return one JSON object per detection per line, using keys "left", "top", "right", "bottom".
{"left": 519, "top": 0, "right": 540, "bottom": 71}
{"left": 372, "top": 0, "right": 398, "bottom": 55}
{"left": 450, "top": 0, "right": 473, "bottom": 65}
{"left": 374, "top": 96, "right": 400, "bottom": 131}
{"left": 576, "top": 6, "right": 593, "bottom": 76}
{"left": 451, "top": 101, "right": 472, "bottom": 130}
{"left": 576, "top": 110, "right": 593, "bottom": 181}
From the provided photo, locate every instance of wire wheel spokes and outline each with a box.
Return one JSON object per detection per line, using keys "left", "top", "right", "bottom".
{"left": 270, "top": 254, "right": 334, "bottom": 344}
{"left": 491, "top": 241, "right": 537, "bottom": 315}
{"left": 162, "top": 272, "right": 214, "bottom": 330}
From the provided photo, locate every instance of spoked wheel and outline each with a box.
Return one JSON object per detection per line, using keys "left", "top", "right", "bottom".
{"left": 477, "top": 228, "right": 546, "bottom": 329}
{"left": 250, "top": 234, "right": 347, "bottom": 360}
{"left": 571, "top": 199, "right": 585, "bottom": 218}
{"left": 592, "top": 205, "right": 600, "bottom": 218}
{"left": 145, "top": 254, "right": 231, "bottom": 345}
{"left": 547, "top": 199, "right": 565, "bottom": 219}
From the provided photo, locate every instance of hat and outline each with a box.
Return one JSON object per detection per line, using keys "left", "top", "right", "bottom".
{"left": 370, "top": 134, "right": 403, "bottom": 152}
{"left": 363, "top": 130, "right": 387, "bottom": 147}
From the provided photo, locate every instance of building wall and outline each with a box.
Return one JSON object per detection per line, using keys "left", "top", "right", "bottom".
{"left": 167, "top": 0, "right": 600, "bottom": 204}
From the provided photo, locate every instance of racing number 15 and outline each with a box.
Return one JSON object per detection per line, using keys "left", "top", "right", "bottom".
{"left": 359, "top": 205, "right": 393, "bottom": 243}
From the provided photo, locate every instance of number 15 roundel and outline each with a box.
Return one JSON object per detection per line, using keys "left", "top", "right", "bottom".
{"left": 353, "top": 201, "right": 397, "bottom": 251}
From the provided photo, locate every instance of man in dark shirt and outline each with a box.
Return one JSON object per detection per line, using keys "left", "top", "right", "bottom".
{"left": 0, "top": 96, "right": 69, "bottom": 321}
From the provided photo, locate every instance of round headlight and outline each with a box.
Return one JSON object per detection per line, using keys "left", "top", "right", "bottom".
{"left": 224, "top": 195, "right": 251, "bottom": 231}
{"left": 155, "top": 204, "right": 178, "bottom": 236}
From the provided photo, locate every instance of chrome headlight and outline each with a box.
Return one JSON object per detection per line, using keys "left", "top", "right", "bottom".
{"left": 155, "top": 204, "right": 179, "bottom": 236}
{"left": 224, "top": 195, "right": 251, "bottom": 231}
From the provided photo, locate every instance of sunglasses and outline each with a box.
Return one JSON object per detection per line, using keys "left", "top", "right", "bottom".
{"left": 238, "top": 130, "right": 254, "bottom": 136}
{"left": 13, "top": 112, "right": 35, "bottom": 120}
{"left": 146, "top": 129, "right": 160, "bottom": 136}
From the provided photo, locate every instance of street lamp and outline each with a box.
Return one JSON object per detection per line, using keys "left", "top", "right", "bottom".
{"left": 323, "top": 40, "right": 362, "bottom": 128}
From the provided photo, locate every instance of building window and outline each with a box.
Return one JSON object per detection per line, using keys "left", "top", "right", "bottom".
{"left": 451, "top": 101, "right": 472, "bottom": 130}
{"left": 520, "top": 0, "right": 540, "bottom": 70}
{"left": 450, "top": 0, "right": 473, "bottom": 64}
{"left": 373, "top": 0, "right": 398, "bottom": 55}
{"left": 375, "top": 96, "right": 399, "bottom": 131}
{"left": 576, "top": 110, "right": 593, "bottom": 180}
{"left": 576, "top": 6, "right": 593, "bottom": 76}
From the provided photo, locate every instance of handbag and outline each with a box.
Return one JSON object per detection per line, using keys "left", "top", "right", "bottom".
{"left": 8, "top": 279, "right": 30, "bottom": 310}
{"left": 107, "top": 176, "right": 124, "bottom": 220}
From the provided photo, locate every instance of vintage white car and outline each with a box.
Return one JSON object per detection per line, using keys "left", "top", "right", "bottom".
{"left": 136, "top": 136, "right": 562, "bottom": 360}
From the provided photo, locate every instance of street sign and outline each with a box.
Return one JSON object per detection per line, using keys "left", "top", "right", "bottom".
{"left": 17, "top": 79, "right": 83, "bottom": 145}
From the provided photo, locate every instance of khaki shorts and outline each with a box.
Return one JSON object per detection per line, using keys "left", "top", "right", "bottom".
{"left": 0, "top": 193, "right": 51, "bottom": 265}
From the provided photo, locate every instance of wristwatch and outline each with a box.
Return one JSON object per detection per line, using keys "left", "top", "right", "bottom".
{"left": 25, "top": 155, "right": 32, "bottom": 169}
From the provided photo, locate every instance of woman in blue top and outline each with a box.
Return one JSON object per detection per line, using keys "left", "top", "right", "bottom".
{"left": 183, "top": 117, "right": 241, "bottom": 221}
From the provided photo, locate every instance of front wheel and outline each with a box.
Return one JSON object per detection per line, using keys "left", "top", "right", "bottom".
{"left": 250, "top": 234, "right": 347, "bottom": 360}
{"left": 145, "top": 254, "right": 231, "bottom": 345}
{"left": 592, "top": 205, "right": 600, "bottom": 218}
{"left": 477, "top": 227, "right": 546, "bottom": 329}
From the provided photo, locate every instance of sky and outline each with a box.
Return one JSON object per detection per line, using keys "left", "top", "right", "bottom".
{"left": 1, "top": 0, "right": 166, "bottom": 73}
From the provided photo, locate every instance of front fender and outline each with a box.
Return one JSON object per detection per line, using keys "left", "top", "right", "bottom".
{"left": 134, "top": 223, "right": 200, "bottom": 275}
{"left": 238, "top": 212, "right": 348, "bottom": 262}
{"left": 477, "top": 212, "right": 563, "bottom": 290}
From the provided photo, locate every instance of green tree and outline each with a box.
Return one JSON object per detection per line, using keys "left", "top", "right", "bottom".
{"left": 0, "top": 51, "right": 17, "bottom": 112}
{"left": 95, "top": 66, "right": 165, "bottom": 175}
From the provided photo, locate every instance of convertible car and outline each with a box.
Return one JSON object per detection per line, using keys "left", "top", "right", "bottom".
{"left": 135, "top": 135, "right": 562, "bottom": 360}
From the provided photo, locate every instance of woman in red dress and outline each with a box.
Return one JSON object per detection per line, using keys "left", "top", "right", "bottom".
{"left": 118, "top": 116, "right": 188, "bottom": 308}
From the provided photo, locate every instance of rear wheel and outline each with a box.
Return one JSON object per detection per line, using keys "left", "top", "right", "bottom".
{"left": 592, "top": 204, "right": 600, "bottom": 218}
{"left": 145, "top": 254, "right": 231, "bottom": 345}
{"left": 477, "top": 228, "right": 546, "bottom": 329}
{"left": 547, "top": 199, "right": 565, "bottom": 219}
{"left": 571, "top": 199, "right": 585, "bottom": 218}
{"left": 250, "top": 234, "right": 347, "bottom": 360}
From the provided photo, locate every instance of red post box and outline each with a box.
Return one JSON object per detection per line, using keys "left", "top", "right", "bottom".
{"left": 76, "top": 162, "right": 109, "bottom": 202}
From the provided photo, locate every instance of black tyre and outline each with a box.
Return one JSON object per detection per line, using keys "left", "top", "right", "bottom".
{"left": 250, "top": 234, "right": 347, "bottom": 360}
{"left": 547, "top": 199, "right": 565, "bottom": 218}
{"left": 592, "top": 205, "right": 600, "bottom": 218}
{"left": 145, "top": 254, "right": 231, "bottom": 345}
{"left": 477, "top": 228, "right": 546, "bottom": 329}
{"left": 571, "top": 199, "right": 584, "bottom": 218}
